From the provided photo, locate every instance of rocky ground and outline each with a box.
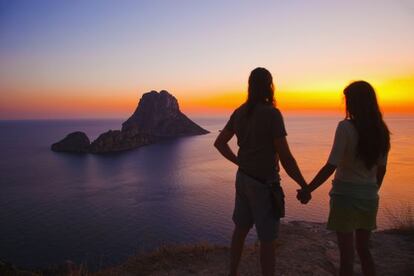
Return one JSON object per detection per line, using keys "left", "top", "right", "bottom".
{"left": 2, "top": 221, "right": 412, "bottom": 275}
{"left": 94, "top": 221, "right": 414, "bottom": 276}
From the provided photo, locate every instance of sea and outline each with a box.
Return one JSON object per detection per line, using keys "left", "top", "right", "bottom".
{"left": 0, "top": 114, "right": 413, "bottom": 270}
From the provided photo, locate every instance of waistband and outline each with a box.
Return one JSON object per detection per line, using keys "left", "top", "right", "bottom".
{"left": 330, "top": 179, "right": 379, "bottom": 199}
{"left": 237, "top": 168, "right": 280, "bottom": 185}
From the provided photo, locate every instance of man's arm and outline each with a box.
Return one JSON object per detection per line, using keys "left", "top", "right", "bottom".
{"left": 274, "top": 136, "right": 307, "bottom": 189}
{"left": 377, "top": 165, "right": 386, "bottom": 189}
{"left": 214, "top": 129, "right": 238, "bottom": 166}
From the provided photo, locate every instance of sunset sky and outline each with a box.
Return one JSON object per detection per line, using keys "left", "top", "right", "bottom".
{"left": 0, "top": 0, "right": 413, "bottom": 119}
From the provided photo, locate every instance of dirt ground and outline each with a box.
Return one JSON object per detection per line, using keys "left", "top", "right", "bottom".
{"left": 95, "top": 221, "right": 414, "bottom": 276}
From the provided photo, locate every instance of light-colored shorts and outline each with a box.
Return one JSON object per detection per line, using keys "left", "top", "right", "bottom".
{"left": 232, "top": 170, "right": 280, "bottom": 241}
{"left": 327, "top": 194, "right": 378, "bottom": 232}
{"left": 327, "top": 180, "right": 379, "bottom": 232}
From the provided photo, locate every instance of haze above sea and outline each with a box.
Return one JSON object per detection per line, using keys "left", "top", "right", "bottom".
{"left": 0, "top": 113, "right": 413, "bottom": 269}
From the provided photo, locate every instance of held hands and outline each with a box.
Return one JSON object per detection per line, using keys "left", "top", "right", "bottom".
{"left": 296, "top": 187, "right": 312, "bottom": 204}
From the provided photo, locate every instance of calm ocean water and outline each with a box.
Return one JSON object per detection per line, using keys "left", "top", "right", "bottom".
{"left": 0, "top": 114, "right": 413, "bottom": 269}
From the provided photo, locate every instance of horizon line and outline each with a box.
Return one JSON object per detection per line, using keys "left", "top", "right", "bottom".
{"left": 1, "top": 109, "right": 412, "bottom": 121}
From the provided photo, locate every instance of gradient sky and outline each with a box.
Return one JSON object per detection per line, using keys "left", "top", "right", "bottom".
{"left": 1, "top": 0, "right": 413, "bottom": 119}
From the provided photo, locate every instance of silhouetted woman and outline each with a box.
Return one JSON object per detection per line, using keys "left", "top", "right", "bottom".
{"left": 214, "top": 67, "right": 308, "bottom": 276}
{"left": 299, "top": 81, "right": 390, "bottom": 276}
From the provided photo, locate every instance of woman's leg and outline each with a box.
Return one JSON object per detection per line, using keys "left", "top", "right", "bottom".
{"left": 230, "top": 225, "right": 250, "bottom": 276}
{"left": 337, "top": 231, "right": 355, "bottom": 276}
{"left": 355, "top": 229, "right": 376, "bottom": 276}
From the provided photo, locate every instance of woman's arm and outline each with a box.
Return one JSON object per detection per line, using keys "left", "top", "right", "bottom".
{"left": 306, "top": 122, "right": 346, "bottom": 193}
{"left": 214, "top": 129, "right": 238, "bottom": 166}
{"left": 307, "top": 163, "right": 337, "bottom": 192}
{"left": 274, "top": 136, "right": 307, "bottom": 189}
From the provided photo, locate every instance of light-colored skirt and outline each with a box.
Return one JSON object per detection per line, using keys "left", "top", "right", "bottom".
{"left": 327, "top": 180, "right": 379, "bottom": 232}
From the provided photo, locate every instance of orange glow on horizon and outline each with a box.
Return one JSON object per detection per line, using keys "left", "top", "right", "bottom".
{"left": 178, "top": 75, "right": 414, "bottom": 114}
{"left": 1, "top": 76, "right": 413, "bottom": 119}
{"left": 179, "top": 87, "right": 413, "bottom": 115}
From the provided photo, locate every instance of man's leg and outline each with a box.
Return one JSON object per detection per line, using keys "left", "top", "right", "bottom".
{"left": 337, "top": 231, "right": 355, "bottom": 276}
{"left": 260, "top": 239, "right": 276, "bottom": 276}
{"left": 230, "top": 225, "right": 250, "bottom": 276}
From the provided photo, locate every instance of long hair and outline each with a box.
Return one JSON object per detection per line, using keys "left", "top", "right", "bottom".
{"left": 246, "top": 67, "right": 275, "bottom": 115}
{"left": 344, "top": 81, "right": 390, "bottom": 169}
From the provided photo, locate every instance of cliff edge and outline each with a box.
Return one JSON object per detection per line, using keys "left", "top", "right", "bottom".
{"left": 95, "top": 221, "right": 414, "bottom": 276}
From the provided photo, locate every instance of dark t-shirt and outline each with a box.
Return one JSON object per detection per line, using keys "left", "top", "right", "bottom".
{"left": 223, "top": 103, "right": 287, "bottom": 181}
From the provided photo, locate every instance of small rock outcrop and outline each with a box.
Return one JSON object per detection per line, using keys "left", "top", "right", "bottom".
{"left": 51, "top": 132, "right": 90, "bottom": 153}
{"left": 51, "top": 90, "right": 209, "bottom": 153}
{"left": 89, "top": 130, "right": 155, "bottom": 153}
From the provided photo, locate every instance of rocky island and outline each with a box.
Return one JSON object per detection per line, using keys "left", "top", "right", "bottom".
{"left": 51, "top": 90, "right": 209, "bottom": 153}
